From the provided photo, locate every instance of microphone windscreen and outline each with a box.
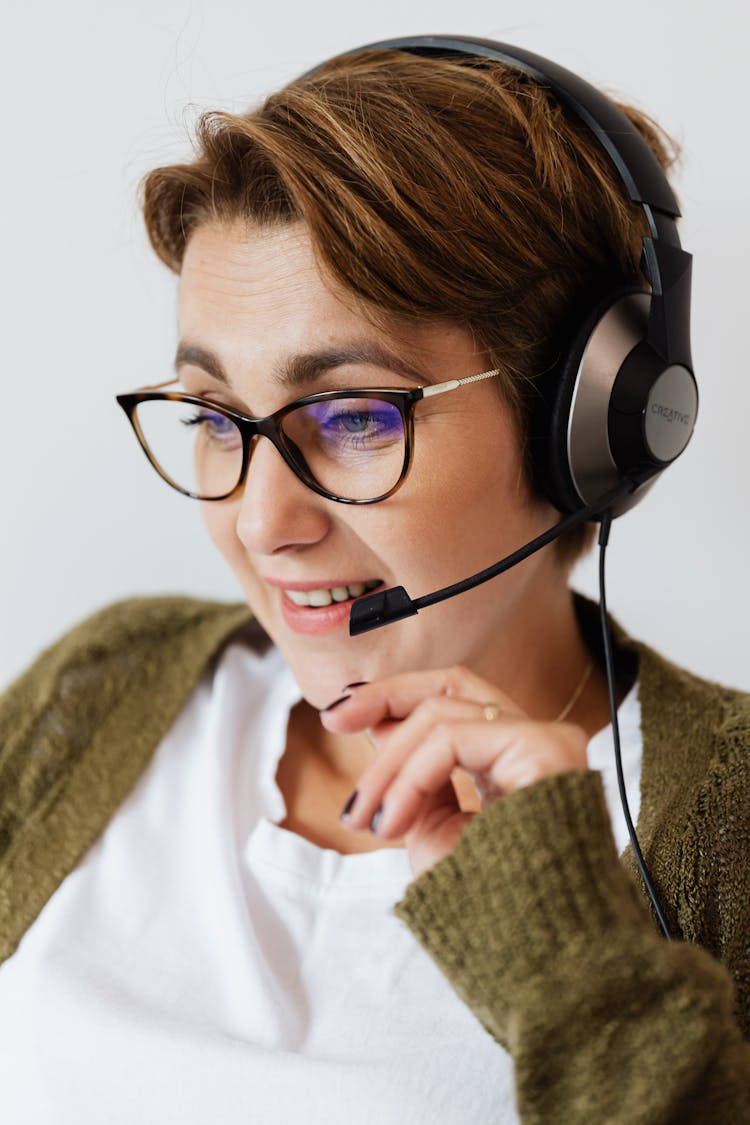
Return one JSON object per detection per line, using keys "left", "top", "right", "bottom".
{"left": 349, "top": 586, "right": 418, "bottom": 635}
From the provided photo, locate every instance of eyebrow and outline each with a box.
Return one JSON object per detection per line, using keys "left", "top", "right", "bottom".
{"left": 173, "top": 340, "right": 431, "bottom": 389}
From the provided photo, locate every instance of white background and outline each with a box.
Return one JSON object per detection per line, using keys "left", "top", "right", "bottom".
{"left": 1, "top": 0, "right": 748, "bottom": 692}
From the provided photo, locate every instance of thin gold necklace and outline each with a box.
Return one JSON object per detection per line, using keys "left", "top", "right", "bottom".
{"left": 553, "top": 660, "right": 594, "bottom": 723}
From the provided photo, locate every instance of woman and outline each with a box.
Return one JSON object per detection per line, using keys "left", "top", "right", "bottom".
{"left": 0, "top": 37, "right": 748, "bottom": 1123}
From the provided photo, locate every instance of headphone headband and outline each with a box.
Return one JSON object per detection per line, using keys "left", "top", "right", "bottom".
{"left": 308, "top": 34, "right": 693, "bottom": 372}
{"left": 301, "top": 34, "right": 697, "bottom": 513}
{"left": 342, "top": 36, "right": 680, "bottom": 218}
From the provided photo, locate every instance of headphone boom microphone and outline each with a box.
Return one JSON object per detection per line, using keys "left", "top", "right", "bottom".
{"left": 349, "top": 480, "right": 636, "bottom": 635}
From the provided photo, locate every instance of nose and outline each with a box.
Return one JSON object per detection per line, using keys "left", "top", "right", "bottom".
{"left": 234, "top": 435, "right": 332, "bottom": 556}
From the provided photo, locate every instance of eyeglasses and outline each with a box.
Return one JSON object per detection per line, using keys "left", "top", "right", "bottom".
{"left": 116, "top": 368, "right": 500, "bottom": 505}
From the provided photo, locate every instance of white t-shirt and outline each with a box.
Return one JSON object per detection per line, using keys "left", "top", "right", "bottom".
{"left": 0, "top": 641, "right": 642, "bottom": 1124}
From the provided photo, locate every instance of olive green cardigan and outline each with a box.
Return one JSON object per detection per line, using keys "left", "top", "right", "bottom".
{"left": 1, "top": 596, "right": 749, "bottom": 1123}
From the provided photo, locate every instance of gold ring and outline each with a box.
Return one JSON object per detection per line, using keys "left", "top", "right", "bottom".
{"left": 481, "top": 703, "right": 500, "bottom": 722}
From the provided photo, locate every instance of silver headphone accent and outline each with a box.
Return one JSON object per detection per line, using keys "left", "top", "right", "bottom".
{"left": 567, "top": 294, "right": 651, "bottom": 513}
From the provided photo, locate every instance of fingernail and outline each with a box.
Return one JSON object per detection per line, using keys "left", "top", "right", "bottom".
{"left": 321, "top": 693, "right": 351, "bottom": 713}
{"left": 342, "top": 680, "right": 369, "bottom": 691}
{"left": 340, "top": 789, "right": 358, "bottom": 822}
{"left": 369, "top": 804, "right": 383, "bottom": 834}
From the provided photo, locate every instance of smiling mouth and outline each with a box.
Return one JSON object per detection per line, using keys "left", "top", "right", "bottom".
{"left": 283, "top": 579, "right": 382, "bottom": 608}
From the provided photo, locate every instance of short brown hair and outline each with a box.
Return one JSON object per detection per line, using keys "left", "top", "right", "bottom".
{"left": 141, "top": 48, "right": 678, "bottom": 565}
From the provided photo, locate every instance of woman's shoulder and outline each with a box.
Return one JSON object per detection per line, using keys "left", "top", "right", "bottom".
{"left": 575, "top": 593, "right": 749, "bottom": 748}
{"left": 632, "top": 635, "right": 750, "bottom": 758}
{"left": 2, "top": 594, "right": 261, "bottom": 705}
{"left": 34, "top": 593, "right": 258, "bottom": 665}
{"left": 615, "top": 631, "right": 749, "bottom": 965}
{"left": 0, "top": 595, "right": 264, "bottom": 962}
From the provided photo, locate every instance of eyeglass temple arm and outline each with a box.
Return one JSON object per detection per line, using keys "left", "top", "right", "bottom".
{"left": 135, "top": 371, "right": 499, "bottom": 397}
{"left": 139, "top": 377, "right": 180, "bottom": 391}
{"left": 421, "top": 368, "right": 500, "bottom": 398}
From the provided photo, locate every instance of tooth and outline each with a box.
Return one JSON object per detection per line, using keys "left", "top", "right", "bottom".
{"left": 308, "top": 588, "right": 333, "bottom": 607}
{"left": 285, "top": 582, "right": 381, "bottom": 608}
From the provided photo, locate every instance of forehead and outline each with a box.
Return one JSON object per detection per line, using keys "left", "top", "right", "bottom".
{"left": 177, "top": 220, "right": 484, "bottom": 388}
{"left": 179, "top": 221, "right": 343, "bottom": 332}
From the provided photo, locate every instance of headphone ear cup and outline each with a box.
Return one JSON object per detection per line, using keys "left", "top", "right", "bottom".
{"left": 539, "top": 287, "right": 650, "bottom": 514}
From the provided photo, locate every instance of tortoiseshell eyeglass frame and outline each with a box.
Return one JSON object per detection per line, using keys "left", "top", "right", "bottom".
{"left": 115, "top": 368, "right": 500, "bottom": 505}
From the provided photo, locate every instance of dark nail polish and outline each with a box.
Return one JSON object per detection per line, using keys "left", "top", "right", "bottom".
{"left": 322, "top": 693, "right": 351, "bottom": 713}
{"left": 342, "top": 680, "right": 370, "bottom": 691}
{"left": 369, "top": 804, "right": 383, "bottom": 834}
{"left": 340, "top": 790, "right": 358, "bottom": 821}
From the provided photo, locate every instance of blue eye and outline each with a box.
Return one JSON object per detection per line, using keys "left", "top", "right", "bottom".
{"left": 181, "top": 408, "right": 240, "bottom": 447}
{"left": 302, "top": 400, "right": 404, "bottom": 451}
{"left": 329, "top": 409, "right": 385, "bottom": 435}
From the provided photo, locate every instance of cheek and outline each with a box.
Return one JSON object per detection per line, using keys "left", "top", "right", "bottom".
{"left": 404, "top": 421, "right": 558, "bottom": 610}
{"left": 200, "top": 500, "right": 243, "bottom": 568}
{"left": 409, "top": 416, "right": 536, "bottom": 538}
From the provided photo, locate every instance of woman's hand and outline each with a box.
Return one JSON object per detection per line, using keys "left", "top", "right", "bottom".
{"left": 320, "top": 665, "right": 589, "bottom": 879}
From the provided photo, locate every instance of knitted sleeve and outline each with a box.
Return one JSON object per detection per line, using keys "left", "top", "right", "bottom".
{"left": 393, "top": 771, "right": 750, "bottom": 1124}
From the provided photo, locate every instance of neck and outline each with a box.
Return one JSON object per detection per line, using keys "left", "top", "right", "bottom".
{"left": 477, "top": 581, "right": 620, "bottom": 739}
{"left": 285, "top": 698, "right": 378, "bottom": 794}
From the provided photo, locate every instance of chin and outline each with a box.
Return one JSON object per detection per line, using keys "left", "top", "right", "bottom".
{"left": 236, "top": 595, "right": 354, "bottom": 704}
{"left": 275, "top": 652, "right": 358, "bottom": 710}
{"left": 285, "top": 628, "right": 444, "bottom": 710}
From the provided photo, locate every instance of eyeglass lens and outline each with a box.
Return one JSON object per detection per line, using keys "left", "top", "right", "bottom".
{"left": 133, "top": 396, "right": 408, "bottom": 501}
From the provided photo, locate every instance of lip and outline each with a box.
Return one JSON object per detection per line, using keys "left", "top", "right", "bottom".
{"left": 269, "top": 579, "right": 385, "bottom": 635}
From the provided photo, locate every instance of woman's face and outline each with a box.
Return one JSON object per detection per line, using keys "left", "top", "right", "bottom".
{"left": 177, "top": 221, "right": 562, "bottom": 708}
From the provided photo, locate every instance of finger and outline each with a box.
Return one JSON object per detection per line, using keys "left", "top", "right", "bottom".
{"left": 365, "top": 694, "right": 498, "bottom": 752}
{"left": 355, "top": 717, "right": 514, "bottom": 836}
{"left": 339, "top": 697, "right": 484, "bottom": 833}
{"left": 346, "top": 696, "right": 501, "bottom": 813}
{"left": 320, "top": 664, "right": 524, "bottom": 734}
{"left": 348, "top": 717, "right": 588, "bottom": 836}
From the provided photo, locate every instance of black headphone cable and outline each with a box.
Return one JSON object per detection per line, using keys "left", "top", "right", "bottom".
{"left": 597, "top": 510, "right": 672, "bottom": 940}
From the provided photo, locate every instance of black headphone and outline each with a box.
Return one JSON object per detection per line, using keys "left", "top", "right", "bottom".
{"left": 305, "top": 35, "right": 698, "bottom": 518}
